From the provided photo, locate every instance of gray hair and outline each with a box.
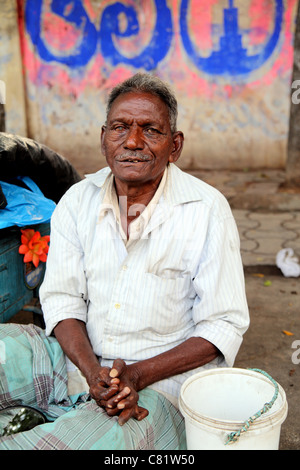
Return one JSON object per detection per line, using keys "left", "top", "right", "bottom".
{"left": 106, "top": 73, "right": 178, "bottom": 133}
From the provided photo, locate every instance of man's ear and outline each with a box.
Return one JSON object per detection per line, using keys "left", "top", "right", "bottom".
{"left": 169, "top": 131, "right": 184, "bottom": 163}
{"left": 100, "top": 125, "right": 106, "bottom": 156}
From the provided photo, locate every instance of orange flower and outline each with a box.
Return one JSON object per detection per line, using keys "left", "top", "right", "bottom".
{"left": 19, "top": 228, "right": 50, "bottom": 268}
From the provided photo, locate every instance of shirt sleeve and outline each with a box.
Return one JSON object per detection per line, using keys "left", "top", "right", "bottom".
{"left": 191, "top": 211, "right": 250, "bottom": 367}
{"left": 39, "top": 190, "right": 88, "bottom": 336}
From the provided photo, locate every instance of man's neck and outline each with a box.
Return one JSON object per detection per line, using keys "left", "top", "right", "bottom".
{"left": 114, "top": 176, "right": 163, "bottom": 215}
{"left": 113, "top": 174, "right": 164, "bottom": 237}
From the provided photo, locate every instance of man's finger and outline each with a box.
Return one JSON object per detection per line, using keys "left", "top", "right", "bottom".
{"left": 105, "top": 386, "right": 131, "bottom": 409}
{"left": 117, "top": 405, "right": 149, "bottom": 426}
{"left": 135, "top": 406, "right": 149, "bottom": 421}
{"left": 105, "top": 406, "right": 120, "bottom": 417}
{"left": 118, "top": 407, "right": 135, "bottom": 426}
{"left": 93, "top": 383, "right": 119, "bottom": 401}
{"left": 109, "top": 358, "right": 126, "bottom": 378}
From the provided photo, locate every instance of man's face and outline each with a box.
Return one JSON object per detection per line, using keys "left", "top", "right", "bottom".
{"left": 101, "top": 91, "right": 183, "bottom": 190}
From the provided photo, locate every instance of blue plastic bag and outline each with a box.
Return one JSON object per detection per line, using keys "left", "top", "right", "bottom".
{"left": 0, "top": 176, "right": 56, "bottom": 229}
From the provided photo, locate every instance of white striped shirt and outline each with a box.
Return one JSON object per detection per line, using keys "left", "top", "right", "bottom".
{"left": 40, "top": 163, "right": 249, "bottom": 404}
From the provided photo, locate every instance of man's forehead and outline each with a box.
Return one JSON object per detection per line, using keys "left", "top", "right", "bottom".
{"left": 108, "top": 91, "right": 168, "bottom": 117}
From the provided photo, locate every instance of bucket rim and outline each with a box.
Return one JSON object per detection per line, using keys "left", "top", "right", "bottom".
{"left": 179, "top": 367, "right": 288, "bottom": 429}
{"left": 179, "top": 395, "right": 288, "bottom": 433}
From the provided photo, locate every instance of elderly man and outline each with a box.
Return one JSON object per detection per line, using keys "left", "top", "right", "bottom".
{"left": 0, "top": 73, "right": 249, "bottom": 450}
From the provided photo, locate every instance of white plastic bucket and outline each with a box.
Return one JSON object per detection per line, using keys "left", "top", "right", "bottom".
{"left": 179, "top": 368, "right": 288, "bottom": 450}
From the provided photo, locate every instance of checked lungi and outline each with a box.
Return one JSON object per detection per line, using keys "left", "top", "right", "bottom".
{"left": 0, "top": 324, "right": 186, "bottom": 450}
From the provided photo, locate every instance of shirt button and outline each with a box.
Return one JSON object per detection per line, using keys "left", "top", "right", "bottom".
{"left": 122, "top": 265, "right": 128, "bottom": 271}
{"left": 114, "top": 303, "right": 121, "bottom": 309}
{"left": 108, "top": 336, "right": 114, "bottom": 342}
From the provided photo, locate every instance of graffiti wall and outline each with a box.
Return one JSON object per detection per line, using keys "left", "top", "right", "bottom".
{"left": 1, "top": 0, "right": 298, "bottom": 173}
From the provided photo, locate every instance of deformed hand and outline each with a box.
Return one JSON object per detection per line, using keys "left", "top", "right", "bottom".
{"left": 88, "top": 365, "right": 121, "bottom": 407}
{"left": 102, "top": 358, "right": 149, "bottom": 426}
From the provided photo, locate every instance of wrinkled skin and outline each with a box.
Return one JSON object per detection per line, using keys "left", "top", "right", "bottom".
{"left": 89, "top": 359, "right": 148, "bottom": 425}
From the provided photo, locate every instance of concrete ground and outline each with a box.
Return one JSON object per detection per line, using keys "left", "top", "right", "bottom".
{"left": 194, "top": 168, "right": 300, "bottom": 450}
{"left": 9, "top": 167, "right": 300, "bottom": 450}
{"left": 236, "top": 273, "right": 299, "bottom": 450}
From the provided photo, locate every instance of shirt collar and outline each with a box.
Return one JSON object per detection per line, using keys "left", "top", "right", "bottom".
{"left": 85, "top": 163, "right": 203, "bottom": 208}
{"left": 85, "top": 164, "right": 203, "bottom": 244}
{"left": 86, "top": 166, "right": 168, "bottom": 244}
{"left": 164, "top": 163, "right": 203, "bottom": 206}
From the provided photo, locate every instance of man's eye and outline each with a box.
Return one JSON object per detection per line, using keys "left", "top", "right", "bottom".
{"left": 113, "top": 125, "right": 126, "bottom": 131}
{"left": 145, "top": 127, "right": 159, "bottom": 135}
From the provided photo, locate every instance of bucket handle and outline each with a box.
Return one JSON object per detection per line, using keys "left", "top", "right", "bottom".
{"left": 225, "top": 368, "right": 279, "bottom": 445}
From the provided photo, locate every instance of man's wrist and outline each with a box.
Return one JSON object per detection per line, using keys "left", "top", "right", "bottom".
{"left": 127, "top": 363, "right": 143, "bottom": 391}
{"left": 81, "top": 361, "right": 103, "bottom": 387}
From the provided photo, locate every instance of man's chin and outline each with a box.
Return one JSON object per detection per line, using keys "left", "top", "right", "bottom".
{"left": 113, "top": 161, "right": 152, "bottom": 182}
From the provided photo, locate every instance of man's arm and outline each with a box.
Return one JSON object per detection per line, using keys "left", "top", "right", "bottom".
{"left": 53, "top": 319, "right": 119, "bottom": 400}
{"left": 129, "top": 336, "right": 219, "bottom": 391}
{"left": 54, "top": 318, "right": 218, "bottom": 426}
{"left": 53, "top": 318, "right": 149, "bottom": 422}
{"left": 103, "top": 337, "right": 219, "bottom": 425}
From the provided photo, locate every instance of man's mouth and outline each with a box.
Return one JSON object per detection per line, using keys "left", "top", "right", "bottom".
{"left": 116, "top": 153, "right": 151, "bottom": 163}
{"left": 120, "top": 159, "right": 146, "bottom": 163}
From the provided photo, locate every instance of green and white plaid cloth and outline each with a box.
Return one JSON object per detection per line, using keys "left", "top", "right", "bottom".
{"left": 0, "top": 324, "right": 186, "bottom": 450}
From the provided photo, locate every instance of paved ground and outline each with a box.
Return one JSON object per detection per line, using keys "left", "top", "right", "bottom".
{"left": 192, "top": 168, "right": 300, "bottom": 450}
{"left": 10, "top": 167, "right": 300, "bottom": 450}
{"left": 236, "top": 274, "right": 299, "bottom": 450}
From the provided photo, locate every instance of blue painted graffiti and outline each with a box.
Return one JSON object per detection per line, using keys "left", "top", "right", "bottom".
{"left": 25, "top": 0, "right": 284, "bottom": 76}
{"left": 180, "top": 0, "right": 284, "bottom": 75}
{"left": 25, "top": 0, "right": 98, "bottom": 67}
{"left": 99, "top": 1, "right": 173, "bottom": 71}
{"left": 25, "top": 0, "right": 172, "bottom": 70}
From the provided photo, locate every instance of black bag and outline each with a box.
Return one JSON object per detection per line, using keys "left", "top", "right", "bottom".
{"left": 0, "top": 132, "right": 82, "bottom": 203}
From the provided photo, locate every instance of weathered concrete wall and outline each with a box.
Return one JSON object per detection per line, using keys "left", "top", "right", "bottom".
{"left": 1, "top": 0, "right": 298, "bottom": 175}
{"left": 0, "top": 0, "right": 27, "bottom": 136}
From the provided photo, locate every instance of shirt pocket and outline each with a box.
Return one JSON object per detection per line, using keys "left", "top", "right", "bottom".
{"left": 135, "top": 272, "right": 192, "bottom": 335}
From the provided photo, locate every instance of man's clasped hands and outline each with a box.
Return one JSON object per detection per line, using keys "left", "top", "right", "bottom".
{"left": 89, "top": 358, "right": 149, "bottom": 426}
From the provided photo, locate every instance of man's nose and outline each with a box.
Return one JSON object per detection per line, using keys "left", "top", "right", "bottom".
{"left": 124, "top": 126, "right": 144, "bottom": 149}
